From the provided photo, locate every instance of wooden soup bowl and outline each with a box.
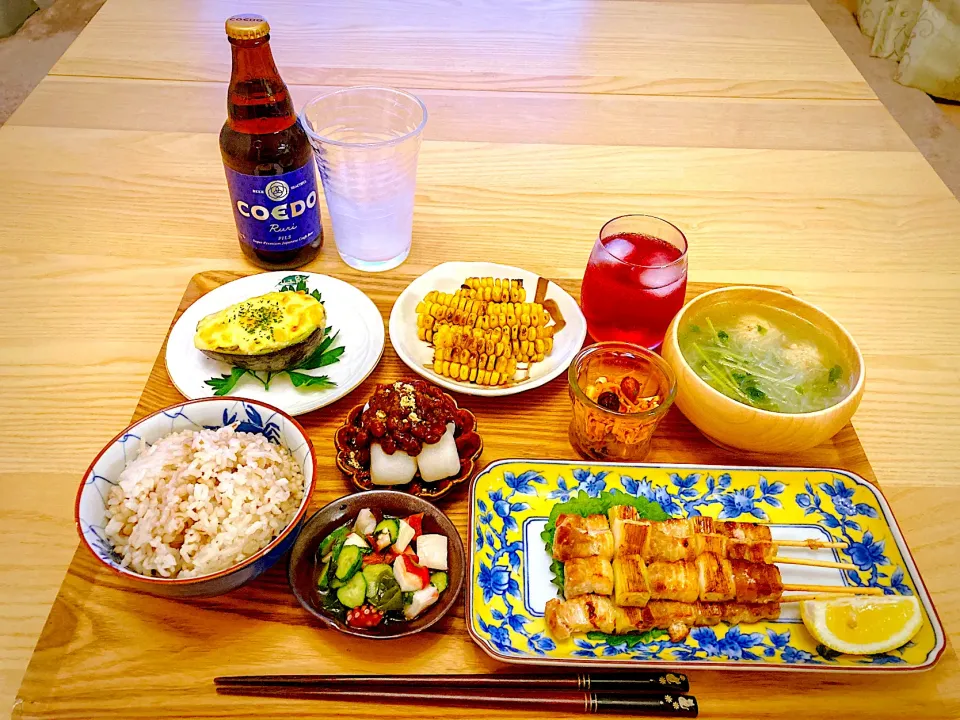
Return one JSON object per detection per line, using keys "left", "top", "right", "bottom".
{"left": 661, "top": 286, "right": 865, "bottom": 454}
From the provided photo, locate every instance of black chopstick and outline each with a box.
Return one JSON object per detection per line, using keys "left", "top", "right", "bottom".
{"left": 214, "top": 671, "right": 690, "bottom": 693}
{"left": 215, "top": 685, "right": 699, "bottom": 717}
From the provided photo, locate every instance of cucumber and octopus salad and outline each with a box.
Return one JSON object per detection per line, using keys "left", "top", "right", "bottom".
{"left": 316, "top": 508, "right": 449, "bottom": 628}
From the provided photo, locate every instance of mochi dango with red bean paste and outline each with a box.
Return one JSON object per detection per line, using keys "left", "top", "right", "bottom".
{"left": 341, "top": 380, "right": 468, "bottom": 486}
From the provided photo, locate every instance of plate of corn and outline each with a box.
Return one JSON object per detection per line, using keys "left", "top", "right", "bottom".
{"left": 389, "top": 261, "right": 587, "bottom": 396}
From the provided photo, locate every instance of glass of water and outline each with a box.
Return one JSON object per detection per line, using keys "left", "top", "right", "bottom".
{"left": 300, "top": 87, "right": 427, "bottom": 272}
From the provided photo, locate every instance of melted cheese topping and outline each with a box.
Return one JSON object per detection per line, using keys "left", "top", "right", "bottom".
{"left": 194, "top": 291, "right": 325, "bottom": 355}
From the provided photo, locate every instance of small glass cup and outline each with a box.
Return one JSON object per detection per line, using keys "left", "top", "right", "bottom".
{"left": 568, "top": 342, "right": 677, "bottom": 461}
{"left": 300, "top": 87, "right": 427, "bottom": 272}
{"left": 580, "top": 215, "right": 689, "bottom": 349}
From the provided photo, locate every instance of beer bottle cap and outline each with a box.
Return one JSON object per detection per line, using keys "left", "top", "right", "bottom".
{"left": 225, "top": 14, "right": 270, "bottom": 40}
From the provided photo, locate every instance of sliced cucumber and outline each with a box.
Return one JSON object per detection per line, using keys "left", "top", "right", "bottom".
{"left": 430, "top": 571, "right": 449, "bottom": 593}
{"left": 330, "top": 531, "right": 351, "bottom": 568}
{"left": 362, "top": 563, "right": 393, "bottom": 583}
{"left": 319, "top": 526, "right": 348, "bottom": 558}
{"left": 343, "top": 533, "right": 370, "bottom": 550}
{"left": 316, "top": 560, "right": 331, "bottom": 590}
{"left": 374, "top": 518, "right": 400, "bottom": 544}
{"left": 336, "top": 572, "right": 367, "bottom": 608}
{"left": 335, "top": 544, "right": 363, "bottom": 582}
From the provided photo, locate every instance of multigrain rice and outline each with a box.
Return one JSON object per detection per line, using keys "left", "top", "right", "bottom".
{"left": 104, "top": 425, "right": 305, "bottom": 578}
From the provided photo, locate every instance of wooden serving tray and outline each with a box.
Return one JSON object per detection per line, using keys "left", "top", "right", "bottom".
{"left": 18, "top": 271, "right": 950, "bottom": 719}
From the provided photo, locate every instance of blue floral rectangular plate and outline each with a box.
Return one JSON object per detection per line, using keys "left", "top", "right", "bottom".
{"left": 466, "top": 459, "right": 945, "bottom": 673}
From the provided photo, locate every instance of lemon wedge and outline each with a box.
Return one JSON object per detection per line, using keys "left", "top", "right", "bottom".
{"left": 800, "top": 596, "right": 922, "bottom": 655}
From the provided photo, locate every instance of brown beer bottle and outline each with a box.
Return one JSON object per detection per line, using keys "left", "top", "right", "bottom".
{"left": 220, "top": 14, "right": 322, "bottom": 269}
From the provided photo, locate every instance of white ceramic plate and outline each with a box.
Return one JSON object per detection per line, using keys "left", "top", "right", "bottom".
{"left": 389, "top": 261, "right": 587, "bottom": 397}
{"left": 166, "top": 272, "right": 384, "bottom": 416}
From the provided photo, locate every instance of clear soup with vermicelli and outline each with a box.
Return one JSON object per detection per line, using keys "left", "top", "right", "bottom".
{"left": 678, "top": 303, "right": 852, "bottom": 414}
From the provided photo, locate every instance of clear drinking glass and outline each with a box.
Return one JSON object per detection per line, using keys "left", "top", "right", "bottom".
{"left": 580, "top": 215, "right": 689, "bottom": 348}
{"left": 300, "top": 87, "right": 427, "bottom": 272}
{"left": 568, "top": 342, "right": 676, "bottom": 462}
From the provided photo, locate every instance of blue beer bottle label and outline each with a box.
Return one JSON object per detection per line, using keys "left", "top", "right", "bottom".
{"left": 224, "top": 163, "right": 321, "bottom": 251}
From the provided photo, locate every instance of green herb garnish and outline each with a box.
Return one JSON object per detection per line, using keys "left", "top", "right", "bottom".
{"left": 587, "top": 629, "right": 669, "bottom": 646}
{"left": 757, "top": 324, "right": 767, "bottom": 335}
{"left": 828, "top": 365, "right": 843, "bottom": 383}
{"left": 541, "top": 490, "right": 668, "bottom": 595}
{"left": 295, "top": 332, "right": 345, "bottom": 370}
{"left": 205, "top": 367, "right": 249, "bottom": 396}
{"left": 287, "top": 371, "right": 336, "bottom": 390}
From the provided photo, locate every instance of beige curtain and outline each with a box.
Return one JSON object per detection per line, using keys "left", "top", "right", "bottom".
{"left": 857, "top": 0, "right": 960, "bottom": 100}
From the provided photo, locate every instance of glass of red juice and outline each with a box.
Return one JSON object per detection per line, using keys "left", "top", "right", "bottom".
{"left": 580, "top": 215, "right": 688, "bottom": 348}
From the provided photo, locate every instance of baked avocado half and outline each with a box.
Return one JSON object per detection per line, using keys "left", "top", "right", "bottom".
{"left": 194, "top": 291, "right": 326, "bottom": 372}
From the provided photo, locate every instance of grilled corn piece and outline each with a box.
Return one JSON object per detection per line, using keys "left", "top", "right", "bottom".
{"left": 432, "top": 325, "right": 553, "bottom": 364}
{"left": 416, "top": 276, "right": 559, "bottom": 385}
{"left": 464, "top": 277, "right": 526, "bottom": 303}
{"left": 433, "top": 349, "right": 519, "bottom": 385}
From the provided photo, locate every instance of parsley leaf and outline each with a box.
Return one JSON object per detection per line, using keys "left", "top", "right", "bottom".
{"left": 204, "top": 367, "right": 249, "bottom": 396}
{"left": 287, "top": 371, "right": 336, "bottom": 389}
{"left": 295, "top": 330, "right": 345, "bottom": 370}
{"left": 305, "top": 344, "right": 345, "bottom": 369}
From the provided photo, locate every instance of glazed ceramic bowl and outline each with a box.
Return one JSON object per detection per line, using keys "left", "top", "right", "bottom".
{"left": 76, "top": 397, "right": 316, "bottom": 598}
{"left": 288, "top": 490, "right": 465, "bottom": 639}
{"left": 334, "top": 387, "right": 482, "bottom": 500}
{"left": 661, "top": 286, "right": 865, "bottom": 453}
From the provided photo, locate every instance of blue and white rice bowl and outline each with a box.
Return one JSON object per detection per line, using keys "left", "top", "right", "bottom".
{"left": 76, "top": 397, "right": 316, "bottom": 598}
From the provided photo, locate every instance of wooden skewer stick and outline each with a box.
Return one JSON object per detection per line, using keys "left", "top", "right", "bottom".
{"left": 776, "top": 539, "right": 846, "bottom": 550}
{"left": 782, "top": 584, "right": 885, "bottom": 596}
{"left": 775, "top": 557, "right": 857, "bottom": 571}
{"left": 780, "top": 593, "right": 853, "bottom": 603}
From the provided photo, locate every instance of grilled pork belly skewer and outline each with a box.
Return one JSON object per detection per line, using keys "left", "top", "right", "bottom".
{"left": 552, "top": 514, "right": 615, "bottom": 562}
{"left": 606, "top": 555, "right": 784, "bottom": 606}
{"left": 565, "top": 548, "right": 881, "bottom": 607}
{"left": 546, "top": 585, "right": 883, "bottom": 643}
{"left": 555, "top": 510, "right": 854, "bottom": 569}
{"left": 545, "top": 594, "right": 782, "bottom": 642}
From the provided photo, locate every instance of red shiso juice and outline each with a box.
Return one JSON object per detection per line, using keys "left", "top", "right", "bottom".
{"left": 581, "top": 230, "right": 688, "bottom": 348}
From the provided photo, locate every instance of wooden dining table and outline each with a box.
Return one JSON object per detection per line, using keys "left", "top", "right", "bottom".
{"left": 2, "top": 0, "right": 959, "bottom": 717}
